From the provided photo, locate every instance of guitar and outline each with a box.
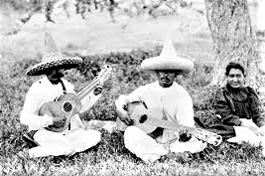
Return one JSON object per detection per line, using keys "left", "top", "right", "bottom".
{"left": 39, "top": 65, "right": 112, "bottom": 132}
{"left": 127, "top": 101, "right": 222, "bottom": 146}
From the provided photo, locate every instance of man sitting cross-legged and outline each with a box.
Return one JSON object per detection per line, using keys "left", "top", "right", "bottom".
{"left": 115, "top": 41, "right": 207, "bottom": 163}
{"left": 20, "top": 32, "right": 105, "bottom": 158}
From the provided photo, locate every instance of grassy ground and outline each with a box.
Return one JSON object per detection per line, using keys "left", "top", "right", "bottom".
{"left": 1, "top": 1, "right": 265, "bottom": 176}
{"left": 1, "top": 50, "right": 265, "bottom": 176}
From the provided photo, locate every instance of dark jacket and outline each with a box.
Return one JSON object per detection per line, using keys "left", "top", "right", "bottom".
{"left": 213, "top": 84, "right": 265, "bottom": 127}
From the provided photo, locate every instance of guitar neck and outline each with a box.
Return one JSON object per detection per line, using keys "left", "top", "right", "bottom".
{"left": 76, "top": 78, "right": 100, "bottom": 101}
{"left": 128, "top": 101, "right": 222, "bottom": 146}
{"left": 143, "top": 117, "right": 222, "bottom": 146}
{"left": 76, "top": 66, "right": 111, "bottom": 101}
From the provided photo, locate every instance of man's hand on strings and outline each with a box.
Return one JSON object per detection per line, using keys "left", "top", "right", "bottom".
{"left": 178, "top": 127, "right": 189, "bottom": 136}
{"left": 178, "top": 127, "right": 192, "bottom": 142}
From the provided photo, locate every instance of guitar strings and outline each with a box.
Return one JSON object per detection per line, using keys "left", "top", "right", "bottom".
{"left": 51, "top": 66, "right": 111, "bottom": 132}
{"left": 77, "top": 66, "right": 110, "bottom": 100}
{"left": 61, "top": 67, "right": 111, "bottom": 113}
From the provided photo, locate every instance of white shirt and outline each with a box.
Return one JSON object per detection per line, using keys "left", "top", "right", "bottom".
{"left": 20, "top": 77, "right": 101, "bottom": 131}
{"left": 125, "top": 81, "right": 194, "bottom": 127}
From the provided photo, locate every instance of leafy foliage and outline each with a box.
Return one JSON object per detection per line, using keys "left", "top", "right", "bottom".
{"left": 1, "top": 0, "right": 193, "bottom": 25}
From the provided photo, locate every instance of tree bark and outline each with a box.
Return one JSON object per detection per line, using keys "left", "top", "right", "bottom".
{"left": 204, "top": 0, "right": 263, "bottom": 89}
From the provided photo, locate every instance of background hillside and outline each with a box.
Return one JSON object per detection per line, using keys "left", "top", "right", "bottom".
{"left": 1, "top": 0, "right": 212, "bottom": 66}
{"left": 0, "top": 0, "right": 259, "bottom": 66}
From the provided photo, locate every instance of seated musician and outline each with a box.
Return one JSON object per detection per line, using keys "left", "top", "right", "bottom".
{"left": 115, "top": 41, "right": 207, "bottom": 163}
{"left": 211, "top": 62, "right": 265, "bottom": 145}
{"left": 20, "top": 32, "right": 102, "bottom": 158}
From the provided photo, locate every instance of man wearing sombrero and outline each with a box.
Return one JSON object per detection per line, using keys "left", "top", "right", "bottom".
{"left": 20, "top": 32, "right": 102, "bottom": 158}
{"left": 115, "top": 41, "right": 207, "bottom": 162}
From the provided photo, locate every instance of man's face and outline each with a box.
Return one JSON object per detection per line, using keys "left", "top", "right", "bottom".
{"left": 156, "top": 70, "right": 177, "bottom": 88}
{"left": 46, "top": 67, "right": 65, "bottom": 84}
{"left": 227, "top": 68, "right": 245, "bottom": 88}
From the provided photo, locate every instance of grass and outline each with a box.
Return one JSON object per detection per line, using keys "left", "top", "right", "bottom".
{"left": 1, "top": 49, "right": 265, "bottom": 176}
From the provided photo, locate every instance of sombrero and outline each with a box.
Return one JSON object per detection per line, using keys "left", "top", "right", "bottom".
{"left": 26, "top": 32, "right": 83, "bottom": 76}
{"left": 140, "top": 40, "right": 194, "bottom": 72}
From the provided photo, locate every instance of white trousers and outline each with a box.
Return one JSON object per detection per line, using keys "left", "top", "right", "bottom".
{"left": 228, "top": 126, "right": 264, "bottom": 146}
{"left": 227, "top": 119, "right": 265, "bottom": 146}
{"left": 226, "top": 119, "right": 265, "bottom": 156}
{"left": 124, "top": 126, "right": 207, "bottom": 163}
{"left": 28, "top": 128, "right": 101, "bottom": 158}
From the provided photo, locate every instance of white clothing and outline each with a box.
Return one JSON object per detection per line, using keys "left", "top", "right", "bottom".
{"left": 127, "top": 81, "right": 194, "bottom": 127}
{"left": 116, "top": 81, "right": 206, "bottom": 162}
{"left": 124, "top": 126, "right": 205, "bottom": 163}
{"left": 116, "top": 81, "right": 194, "bottom": 130}
{"left": 124, "top": 126, "right": 168, "bottom": 163}
{"left": 257, "top": 0, "right": 265, "bottom": 31}
{"left": 20, "top": 77, "right": 101, "bottom": 157}
{"left": 228, "top": 119, "right": 265, "bottom": 148}
{"left": 29, "top": 128, "right": 101, "bottom": 158}
{"left": 20, "top": 77, "right": 101, "bottom": 131}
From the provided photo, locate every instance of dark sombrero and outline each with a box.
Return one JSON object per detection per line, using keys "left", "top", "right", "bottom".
{"left": 26, "top": 32, "right": 83, "bottom": 76}
{"left": 140, "top": 40, "right": 194, "bottom": 73}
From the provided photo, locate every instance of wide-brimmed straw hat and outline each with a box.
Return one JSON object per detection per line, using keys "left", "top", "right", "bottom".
{"left": 26, "top": 32, "right": 83, "bottom": 76}
{"left": 140, "top": 40, "right": 194, "bottom": 73}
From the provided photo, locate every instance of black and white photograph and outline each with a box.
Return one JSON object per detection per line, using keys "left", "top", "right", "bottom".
{"left": 1, "top": 0, "right": 265, "bottom": 175}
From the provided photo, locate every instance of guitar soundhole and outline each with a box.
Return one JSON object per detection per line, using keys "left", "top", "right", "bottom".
{"left": 139, "top": 114, "right": 148, "bottom": 123}
{"left": 63, "top": 102, "right": 72, "bottom": 112}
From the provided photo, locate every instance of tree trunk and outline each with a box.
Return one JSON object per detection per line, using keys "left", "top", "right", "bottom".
{"left": 204, "top": 0, "right": 264, "bottom": 89}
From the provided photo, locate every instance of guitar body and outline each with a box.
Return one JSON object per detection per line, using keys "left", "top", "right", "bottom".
{"left": 127, "top": 101, "right": 222, "bottom": 146}
{"left": 127, "top": 101, "right": 160, "bottom": 134}
{"left": 39, "top": 65, "right": 112, "bottom": 132}
{"left": 39, "top": 93, "right": 82, "bottom": 132}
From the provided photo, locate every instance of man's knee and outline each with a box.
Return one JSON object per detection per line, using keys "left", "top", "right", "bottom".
{"left": 124, "top": 126, "right": 148, "bottom": 149}
{"left": 80, "top": 129, "right": 101, "bottom": 144}
{"left": 90, "top": 130, "right": 101, "bottom": 143}
{"left": 124, "top": 126, "right": 142, "bottom": 140}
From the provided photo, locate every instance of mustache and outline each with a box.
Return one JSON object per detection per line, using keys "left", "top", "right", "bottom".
{"left": 52, "top": 72, "right": 64, "bottom": 78}
{"left": 160, "top": 76, "right": 170, "bottom": 80}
